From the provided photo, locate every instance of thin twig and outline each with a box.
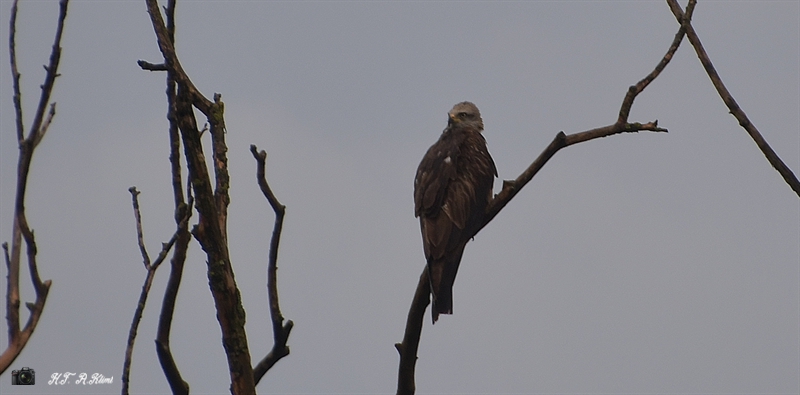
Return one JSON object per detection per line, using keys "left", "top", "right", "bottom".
{"left": 129, "top": 187, "right": 151, "bottom": 270}
{"left": 2, "top": 244, "right": 9, "bottom": 270}
{"left": 250, "top": 145, "right": 293, "bottom": 384}
{"left": 618, "top": 1, "right": 694, "bottom": 124}
{"left": 137, "top": 60, "right": 168, "bottom": 71}
{"left": 27, "top": 0, "right": 68, "bottom": 144}
{"left": 666, "top": 0, "right": 800, "bottom": 197}
{"left": 121, "top": 271, "right": 155, "bottom": 395}
{"left": 122, "top": 188, "right": 192, "bottom": 395}
{"left": 9, "top": 0, "right": 23, "bottom": 143}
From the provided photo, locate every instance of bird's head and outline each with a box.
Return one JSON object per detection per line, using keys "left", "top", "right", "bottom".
{"left": 447, "top": 101, "right": 484, "bottom": 131}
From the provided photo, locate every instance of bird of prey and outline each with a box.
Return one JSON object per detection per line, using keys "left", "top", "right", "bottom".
{"left": 414, "top": 101, "right": 497, "bottom": 323}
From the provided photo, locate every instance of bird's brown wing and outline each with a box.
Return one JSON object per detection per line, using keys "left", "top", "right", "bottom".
{"left": 414, "top": 128, "right": 496, "bottom": 322}
{"left": 414, "top": 132, "right": 464, "bottom": 260}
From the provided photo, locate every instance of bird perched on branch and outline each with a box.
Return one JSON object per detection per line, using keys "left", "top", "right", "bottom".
{"left": 414, "top": 101, "right": 497, "bottom": 323}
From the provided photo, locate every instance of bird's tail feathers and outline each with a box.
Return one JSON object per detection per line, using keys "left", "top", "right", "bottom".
{"left": 428, "top": 259, "right": 455, "bottom": 324}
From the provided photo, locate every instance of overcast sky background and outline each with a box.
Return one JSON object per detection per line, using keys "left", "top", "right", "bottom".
{"left": 0, "top": 1, "right": 798, "bottom": 394}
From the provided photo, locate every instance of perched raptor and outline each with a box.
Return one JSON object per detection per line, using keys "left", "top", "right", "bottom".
{"left": 414, "top": 101, "right": 497, "bottom": 323}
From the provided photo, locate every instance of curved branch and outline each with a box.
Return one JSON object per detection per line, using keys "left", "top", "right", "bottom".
{"left": 618, "top": 1, "right": 694, "bottom": 123}
{"left": 666, "top": 0, "right": 800, "bottom": 197}
{"left": 249, "top": 145, "right": 293, "bottom": 384}
{"left": 478, "top": 121, "right": 666, "bottom": 235}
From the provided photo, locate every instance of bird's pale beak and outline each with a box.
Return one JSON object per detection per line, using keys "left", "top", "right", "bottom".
{"left": 448, "top": 113, "right": 457, "bottom": 124}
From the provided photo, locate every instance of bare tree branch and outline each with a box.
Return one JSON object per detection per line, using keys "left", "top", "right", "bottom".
{"left": 394, "top": 271, "right": 430, "bottom": 395}
{"left": 666, "top": 0, "right": 800, "bottom": 197}
{"left": 249, "top": 145, "right": 293, "bottom": 385}
{"left": 138, "top": 60, "right": 168, "bottom": 71}
{"left": 143, "top": 0, "right": 211, "bottom": 114}
{"left": 128, "top": 1, "right": 192, "bottom": 392}
{"left": 1, "top": 0, "right": 69, "bottom": 374}
{"left": 618, "top": 1, "right": 694, "bottom": 124}
{"left": 478, "top": 122, "right": 666, "bottom": 236}
{"left": 122, "top": 187, "right": 192, "bottom": 395}
{"left": 154, "top": 206, "right": 191, "bottom": 395}
{"left": 152, "top": 2, "right": 191, "bottom": 393}
{"left": 141, "top": 1, "right": 255, "bottom": 393}
{"left": 28, "top": 1, "right": 67, "bottom": 145}
{"left": 154, "top": 217, "right": 191, "bottom": 395}
{"left": 210, "top": 93, "right": 230, "bottom": 247}
{"left": 33, "top": 103, "right": 56, "bottom": 148}
{"left": 129, "top": 187, "right": 152, "bottom": 270}
{"left": 395, "top": 2, "right": 690, "bottom": 393}
{"left": 9, "top": 0, "right": 23, "bottom": 143}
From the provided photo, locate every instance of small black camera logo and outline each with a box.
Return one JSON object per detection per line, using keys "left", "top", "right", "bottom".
{"left": 11, "top": 367, "right": 35, "bottom": 385}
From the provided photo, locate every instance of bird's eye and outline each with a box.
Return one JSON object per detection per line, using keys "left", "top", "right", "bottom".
{"left": 458, "top": 112, "right": 468, "bottom": 118}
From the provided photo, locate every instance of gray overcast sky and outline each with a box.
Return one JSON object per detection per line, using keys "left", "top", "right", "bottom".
{"left": 0, "top": 1, "right": 798, "bottom": 394}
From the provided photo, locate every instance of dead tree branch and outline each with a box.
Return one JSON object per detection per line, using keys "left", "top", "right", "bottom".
{"left": 249, "top": 145, "right": 294, "bottom": 385}
{"left": 140, "top": 1, "right": 255, "bottom": 393}
{"left": 395, "top": 3, "right": 689, "bottom": 393}
{"left": 121, "top": 187, "right": 192, "bottom": 395}
{"left": 1, "top": 0, "right": 69, "bottom": 374}
{"left": 666, "top": 0, "right": 800, "bottom": 197}
{"left": 394, "top": 271, "right": 431, "bottom": 395}
{"left": 143, "top": 0, "right": 211, "bottom": 114}
{"left": 148, "top": 2, "right": 192, "bottom": 393}
{"left": 121, "top": 1, "right": 190, "bottom": 393}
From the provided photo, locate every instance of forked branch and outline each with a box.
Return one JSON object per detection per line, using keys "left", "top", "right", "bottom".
{"left": 124, "top": 1, "right": 192, "bottom": 393}
{"left": 121, "top": 187, "right": 192, "bottom": 395}
{"left": 140, "top": 1, "right": 255, "bottom": 393}
{"left": 1, "top": 0, "right": 69, "bottom": 374}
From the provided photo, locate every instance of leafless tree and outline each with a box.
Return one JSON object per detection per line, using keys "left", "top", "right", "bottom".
{"left": 121, "top": 1, "right": 292, "bottom": 394}
{"left": 395, "top": 1, "right": 799, "bottom": 393}
{"left": 1, "top": 0, "right": 69, "bottom": 374}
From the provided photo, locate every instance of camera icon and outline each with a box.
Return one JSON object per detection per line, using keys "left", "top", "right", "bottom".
{"left": 11, "top": 367, "right": 35, "bottom": 385}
